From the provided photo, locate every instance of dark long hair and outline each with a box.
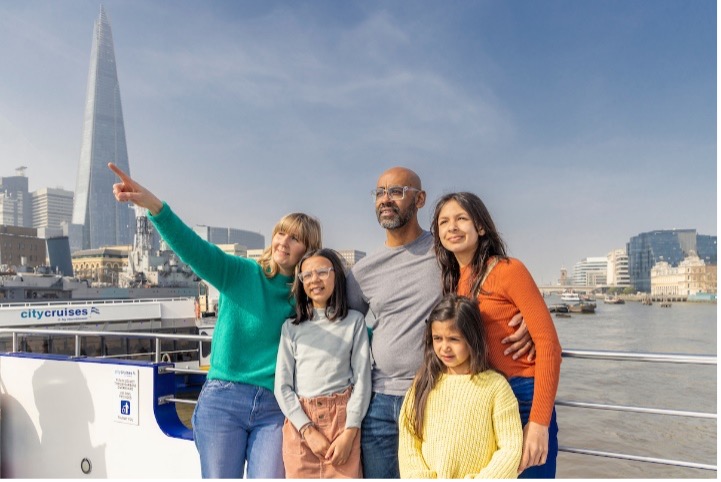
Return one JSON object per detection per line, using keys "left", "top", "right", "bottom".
{"left": 407, "top": 294, "right": 491, "bottom": 439}
{"left": 292, "top": 248, "right": 348, "bottom": 324}
{"left": 431, "top": 192, "right": 508, "bottom": 297}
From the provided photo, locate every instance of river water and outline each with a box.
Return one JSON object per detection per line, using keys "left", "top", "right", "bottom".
{"left": 550, "top": 296, "right": 717, "bottom": 478}
{"left": 176, "top": 297, "right": 717, "bottom": 477}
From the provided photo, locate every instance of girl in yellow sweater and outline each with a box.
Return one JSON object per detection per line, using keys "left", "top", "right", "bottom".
{"left": 399, "top": 294, "right": 523, "bottom": 479}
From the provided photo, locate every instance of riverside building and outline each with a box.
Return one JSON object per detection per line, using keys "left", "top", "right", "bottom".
{"left": 650, "top": 252, "right": 717, "bottom": 298}
{"left": 606, "top": 248, "right": 630, "bottom": 288}
{"left": 572, "top": 257, "right": 608, "bottom": 287}
{"left": 627, "top": 229, "right": 717, "bottom": 292}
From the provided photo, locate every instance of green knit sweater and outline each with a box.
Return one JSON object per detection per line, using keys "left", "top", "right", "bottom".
{"left": 149, "top": 203, "right": 294, "bottom": 391}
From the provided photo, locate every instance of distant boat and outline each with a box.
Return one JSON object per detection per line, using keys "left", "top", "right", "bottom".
{"left": 561, "top": 291, "right": 581, "bottom": 303}
{"left": 549, "top": 304, "right": 569, "bottom": 313}
{"left": 603, "top": 295, "right": 625, "bottom": 305}
{"left": 555, "top": 312, "right": 572, "bottom": 318}
{"left": 568, "top": 302, "right": 596, "bottom": 314}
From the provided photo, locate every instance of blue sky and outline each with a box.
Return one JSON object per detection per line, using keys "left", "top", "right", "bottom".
{"left": 0, "top": 0, "right": 716, "bottom": 283}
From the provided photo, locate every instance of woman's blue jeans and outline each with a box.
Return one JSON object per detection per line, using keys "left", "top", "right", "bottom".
{"left": 191, "top": 379, "right": 285, "bottom": 478}
{"left": 508, "top": 376, "right": 559, "bottom": 479}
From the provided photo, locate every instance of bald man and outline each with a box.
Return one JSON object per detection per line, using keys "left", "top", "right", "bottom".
{"left": 347, "top": 167, "right": 532, "bottom": 478}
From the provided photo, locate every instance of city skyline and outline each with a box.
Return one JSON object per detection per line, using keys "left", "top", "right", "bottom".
{"left": 0, "top": 1, "right": 715, "bottom": 283}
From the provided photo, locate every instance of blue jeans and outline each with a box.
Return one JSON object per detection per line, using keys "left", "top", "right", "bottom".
{"left": 361, "top": 392, "right": 404, "bottom": 479}
{"left": 508, "top": 377, "right": 559, "bottom": 479}
{"left": 192, "top": 379, "right": 285, "bottom": 479}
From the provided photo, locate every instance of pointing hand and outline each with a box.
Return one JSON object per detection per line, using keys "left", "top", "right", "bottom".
{"left": 108, "top": 162, "right": 163, "bottom": 215}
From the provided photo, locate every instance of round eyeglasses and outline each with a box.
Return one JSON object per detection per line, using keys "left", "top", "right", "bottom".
{"left": 298, "top": 267, "right": 334, "bottom": 283}
{"left": 370, "top": 186, "right": 420, "bottom": 201}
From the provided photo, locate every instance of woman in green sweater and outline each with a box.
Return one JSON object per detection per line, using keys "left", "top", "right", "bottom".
{"left": 109, "top": 163, "right": 322, "bottom": 478}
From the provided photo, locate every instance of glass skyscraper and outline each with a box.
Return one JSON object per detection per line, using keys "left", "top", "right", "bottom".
{"left": 0, "top": 171, "right": 31, "bottom": 228}
{"left": 72, "top": 6, "right": 134, "bottom": 249}
{"left": 627, "top": 229, "right": 717, "bottom": 292}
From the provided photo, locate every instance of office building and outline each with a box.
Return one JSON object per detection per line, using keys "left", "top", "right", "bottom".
{"left": 0, "top": 226, "right": 46, "bottom": 269}
{"left": 61, "top": 222, "right": 85, "bottom": 254}
{"left": 193, "top": 225, "right": 264, "bottom": 250}
{"left": 0, "top": 168, "right": 31, "bottom": 228}
{"left": 337, "top": 250, "right": 366, "bottom": 269}
{"left": 46, "top": 237, "right": 74, "bottom": 276}
{"left": 572, "top": 257, "right": 608, "bottom": 287}
{"left": 72, "top": 6, "right": 134, "bottom": 249}
{"left": 606, "top": 248, "right": 630, "bottom": 287}
{"left": 628, "top": 230, "right": 718, "bottom": 292}
{"left": 216, "top": 244, "right": 248, "bottom": 258}
{"left": 31, "top": 188, "right": 74, "bottom": 230}
{"left": 0, "top": 194, "right": 21, "bottom": 228}
{"left": 246, "top": 249, "right": 264, "bottom": 262}
{"left": 696, "top": 235, "right": 718, "bottom": 265}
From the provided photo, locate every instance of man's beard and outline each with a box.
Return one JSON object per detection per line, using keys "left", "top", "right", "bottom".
{"left": 376, "top": 201, "right": 417, "bottom": 230}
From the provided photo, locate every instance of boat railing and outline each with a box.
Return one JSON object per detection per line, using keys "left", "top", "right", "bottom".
{"left": 0, "top": 327, "right": 716, "bottom": 474}
{"left": 557, "top": 349, "right": 716, "bottom": 472}
{"left": 2, "top": 326, "right": 206, "bottom": 360}
{"left": 101, "top": 347, "right": 200, "bottom": 361}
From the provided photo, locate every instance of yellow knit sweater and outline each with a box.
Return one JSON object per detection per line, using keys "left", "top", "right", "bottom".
{"left": 399, "top": 371, "right": 523, "bottom": 479}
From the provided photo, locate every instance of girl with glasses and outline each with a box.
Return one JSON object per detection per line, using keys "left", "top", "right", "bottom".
{"left": 275, "top": 248, "right": 371, "bottom": 478}
{"left": 109, "top": 162, "right": 322, "bottom": 478}
{"left": 399, "top": 294, "right": 523, "bottom": 478}
{"left": 431, "top": 192, "right": 562, "bottom": 478}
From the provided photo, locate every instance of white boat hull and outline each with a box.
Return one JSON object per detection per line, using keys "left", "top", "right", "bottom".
{"left": 0, "top": 353, "right": 201, "bottom": 478}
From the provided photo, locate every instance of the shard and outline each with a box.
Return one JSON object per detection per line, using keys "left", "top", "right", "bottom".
{"left": 72, "top": 6, "right": 134, "bottom": 249}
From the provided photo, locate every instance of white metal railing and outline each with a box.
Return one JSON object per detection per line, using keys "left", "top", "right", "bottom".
{"left": 0, "top": 328, "right": 716, "bottom": 473}
{"left": 557, "top": 349, "right": 717, "bottom": 472}
{"left": 0, "top": 327, "right": 209, "bottom": 363}
{"left": 561, "top": 348, "right": 716, "bottom": 365}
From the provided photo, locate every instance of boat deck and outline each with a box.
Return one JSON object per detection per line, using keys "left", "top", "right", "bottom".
{"left": 0, "top": 325, "right": 716, "bottom": 478}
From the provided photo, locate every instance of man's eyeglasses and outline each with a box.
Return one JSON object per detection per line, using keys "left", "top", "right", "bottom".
{"left": 371, "top": 186, "right": 420, "bottom": 201}
{"left": 298, "top": 267, "right": 334, "bottom": 284}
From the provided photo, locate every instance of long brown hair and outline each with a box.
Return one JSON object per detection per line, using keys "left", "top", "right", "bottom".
{"left": 407, "top": 294, "right": 491, "bottom": 439}
{"left": 431, "top": 192, "right": 507, "bottom": 296}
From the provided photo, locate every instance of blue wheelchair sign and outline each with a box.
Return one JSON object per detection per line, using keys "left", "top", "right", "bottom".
{"left": 120, "top": 399, "right": 131, "bottom": 416}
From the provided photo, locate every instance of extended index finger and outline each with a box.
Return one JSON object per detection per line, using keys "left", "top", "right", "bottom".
{"left": 108, "top": 162, "right": 133, "bottom": 184}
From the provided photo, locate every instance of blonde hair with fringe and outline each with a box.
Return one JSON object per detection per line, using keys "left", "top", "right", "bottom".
{"left": 257, "top": 213, "right": 322, "bottom": 278}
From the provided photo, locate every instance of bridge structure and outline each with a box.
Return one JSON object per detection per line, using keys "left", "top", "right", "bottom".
{"left": 537, "top": 285, "right": 601, "bottom": 295}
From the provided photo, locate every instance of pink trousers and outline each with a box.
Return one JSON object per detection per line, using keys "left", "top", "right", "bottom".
{"left": 282, "top": 386, "right": 362, "bottom": 479}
